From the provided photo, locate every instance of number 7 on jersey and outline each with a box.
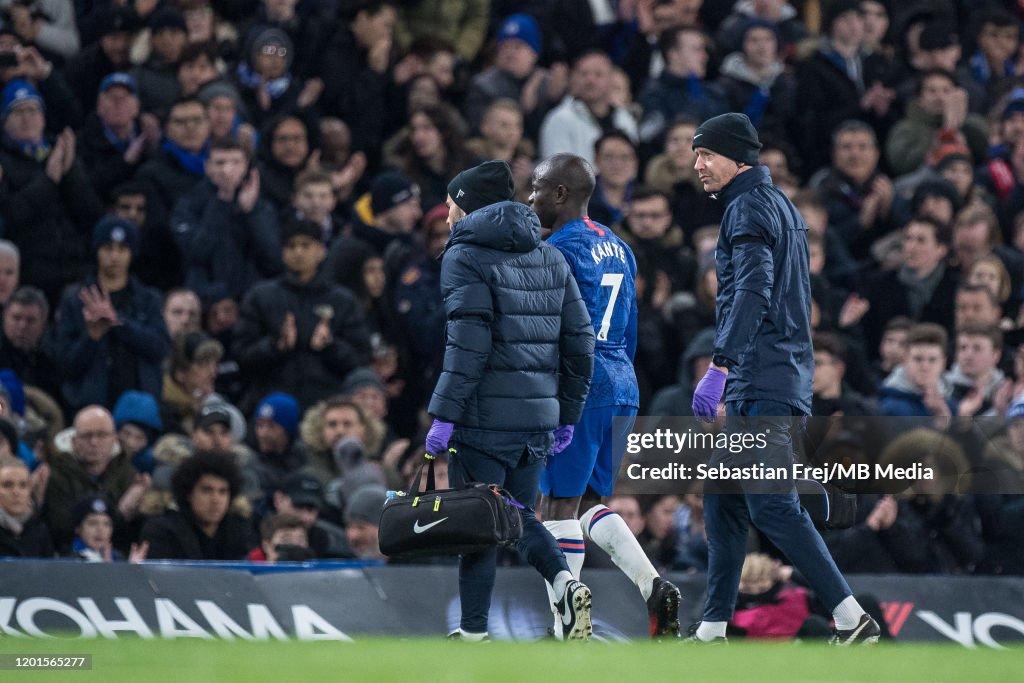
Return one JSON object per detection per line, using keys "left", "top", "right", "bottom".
{"left": 597, "top": 273, "right": 623, "bottom": 341}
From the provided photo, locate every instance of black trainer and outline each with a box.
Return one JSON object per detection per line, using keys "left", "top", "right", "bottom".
{"left": 646, "top": 577, "right": 682, "bottom": 639}
{"left": 554, "top": 579, "right": 592, "bottom": 641}
{"left": 685, "top": 622, "right": 728, "bottom": 644}
{"left": 829, "top": 614, "right": 881, "bottom": 646}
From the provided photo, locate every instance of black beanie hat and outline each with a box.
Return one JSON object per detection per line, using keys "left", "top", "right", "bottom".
{"left": 447, "top": 160, "right": 515, "bottom": 215}
{"left": 822, "top": 0, "right": 863, "bottom": 35}
{"left": 692, "top": 113, "right": 762, "bottom": 166}
{"left": 72, "top": 495, "right": 112, "bottom": 529}
{"left": 371, "top": 171, "right": 418, "bottom": 214}
{"left": 280, "top": 218, "right": 322, "bottom": 244}
{"left": 912, "top": 178, "right": 963, "bottom": 215}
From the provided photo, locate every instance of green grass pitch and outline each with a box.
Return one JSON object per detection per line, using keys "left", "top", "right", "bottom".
{"left": 1, "top": 637, "right": 1022, "bottom": 683}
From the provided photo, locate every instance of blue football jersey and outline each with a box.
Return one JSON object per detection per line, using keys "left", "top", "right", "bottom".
{"left": 548, "top": 217, "right": 639, "bottom": 409}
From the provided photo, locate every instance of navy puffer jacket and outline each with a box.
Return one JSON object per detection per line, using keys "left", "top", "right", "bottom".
{"left": 428, "top": 201, "right": 594, "bottom": 462}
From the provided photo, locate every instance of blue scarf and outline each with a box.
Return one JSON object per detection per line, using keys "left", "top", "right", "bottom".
{"left": 685, "top": 73, "right": 705, "bottom": 100}
{"left": 72, "top": 536, "right": 123, "bottom": 562}
{"left": 593, "top": 176, "right": 634, "bottom": 225}
{"left": 103, "top": 121, "right": 138, "bottom": 153}
{"left": 237, "top": 62, "right": 292, "bottom": 100}
{"left": 162, "top": 138, "right": 209, "bottom": 176}
{"left": 744, "top": 87, "right": 770, "bottom": 128}
{"left": 3, "top": 133, "right": 51, "bottom": 162}
{"left": 970, "top": 50, "right": 1015, "bottom": 85}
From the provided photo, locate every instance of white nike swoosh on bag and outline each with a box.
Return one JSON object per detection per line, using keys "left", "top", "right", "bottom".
{"left": 412, "top": 517, "right": 449, "bottom": 534}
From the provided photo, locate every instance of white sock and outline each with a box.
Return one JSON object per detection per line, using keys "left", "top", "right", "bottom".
{"left": 459, "top": 628, "right": 488, "bottom": 642}
{"left": 580, "top": 504, "right": 658, "bottom": 601}
{"left": 544, "top": 519, "right": 586, "bottom": 577}
{"left": 696, "top": 621, "right": 727, "bottom": 641}
{"left": 832, "top": 595, "right": 866, "bottom": 630}
{"left": 551, "top": 570, "right": 575, "bottom": 600}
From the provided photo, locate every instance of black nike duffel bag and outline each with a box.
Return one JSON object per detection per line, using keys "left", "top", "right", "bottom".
{"left": 378, "top": 453, "right": 524, "bottom": 558}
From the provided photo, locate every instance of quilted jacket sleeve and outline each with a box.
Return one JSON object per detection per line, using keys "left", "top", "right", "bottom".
{"left": 428, "top": 247, "right": 495, "bottom": 423}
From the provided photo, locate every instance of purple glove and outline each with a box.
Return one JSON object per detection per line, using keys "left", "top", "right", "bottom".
{"left": 425, "top": 419, "right": 454, "bottom": 456}
{"left": 552, "top": 425, "right": 575, "bottom": 455}
{"left": 692, "top": 367, "right": 727, "bottom": 422}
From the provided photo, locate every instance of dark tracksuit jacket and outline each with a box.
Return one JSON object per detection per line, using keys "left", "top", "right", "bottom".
{"left": 713, "top": 165, "right": 813, "bottom": 414}
{"left": 171, "top": 179, "right": 283, "bottom": 302}
{"left": 233, "top": 269, "right": 372, "bottom": 410}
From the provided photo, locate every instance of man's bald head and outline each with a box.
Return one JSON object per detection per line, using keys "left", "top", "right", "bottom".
{"left": 535, "top": 153, "right": 596, "bottom": 201}
{"left": 71, "top": 405, "right": 118, "bottom": 475}
{"left": 73, "top": 405, "right": 115, "bottom": 432}
{"left": 530, "top": 154, "right": 596, "bottom": 231}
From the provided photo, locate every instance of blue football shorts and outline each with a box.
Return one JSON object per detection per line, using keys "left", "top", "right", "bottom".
{"left": 539, "top": 405, "right": 638, "bottom": 498}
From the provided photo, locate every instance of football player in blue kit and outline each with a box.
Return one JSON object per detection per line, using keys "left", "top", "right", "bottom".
{"left": 529, "top": 153, "right": 682, "bottom": 639}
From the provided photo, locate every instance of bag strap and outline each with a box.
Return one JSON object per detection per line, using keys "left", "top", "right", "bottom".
{"left": 406, "top": 447, "right": 486, "bottom": 495}
{"left": 447, "top": 446, "right": 480, "bottom": 485}
{"left": 406, "top": 453, "right": 437, "bottom": 495}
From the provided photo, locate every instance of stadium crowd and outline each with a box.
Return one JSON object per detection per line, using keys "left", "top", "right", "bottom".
{"left": 0, "top": 0, "right": 1022, "bottom": 594}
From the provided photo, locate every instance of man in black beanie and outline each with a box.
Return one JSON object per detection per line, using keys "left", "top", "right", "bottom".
{"left": 445, "top": 159, "right": 517, "bottom": 215}
{"left": 692, "top": 112, "right": 762, "bottom": 173}
{"left": 688, "top": 113, "right": 880, "bottom": 645}
{"left": 422, "top": 159, "right": 597, "bottom": 641}
{"left": 233, "top": 217, "right": 372, "bottom": 410}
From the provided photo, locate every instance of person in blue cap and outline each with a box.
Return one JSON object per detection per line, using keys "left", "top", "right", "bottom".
{"left": 0, "top": 79, "right": 104, "bottom": 307}
{"left": 112, "top": 390, "right": 163, "bottom": 474}
{"left": 54, "top": 215, "right": 170, "bottom": 412}
{"left": 464, "top": 13, "right": 567, "bottom": 135}
{"left": 78, "top": 72, "right": 158, "bottom": 200}
{"left": 247, "top": 391, "right": 306, "bottom": 497}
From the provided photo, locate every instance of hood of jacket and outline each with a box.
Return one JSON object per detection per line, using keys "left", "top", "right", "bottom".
{"left": 162, "top": 374, "right": 194, "bottom": 417}
{"left": 447, "top": 201, "right": 540, "bottom": 254}
{"left": 645, "top": 153, "right": 701, "bottom": 192}
{"left": 678, "top": 327, "right": 717, "bottom": 386}
{"left": 49, "top": 448, "right": 130, "bottom": 486}
{"left": 944, "top": 364, "right": 1006, "bottom": 394}
{"left": 719, "top": 52, "right": 784, "bottom": 88}
{"left": 734, "top": 0, "right": 798, "bottom": 22}
{"left": 881, "top": 365, "right": 954, "bottom": 397}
